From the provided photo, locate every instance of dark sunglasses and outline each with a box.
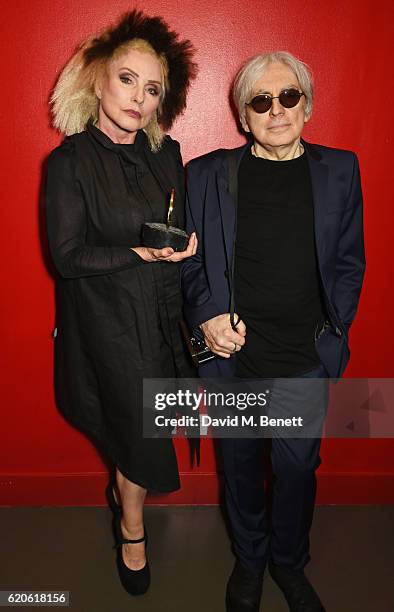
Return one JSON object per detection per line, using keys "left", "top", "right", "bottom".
{"left": 246, "top": 88, "right": 305, "bottom": 114}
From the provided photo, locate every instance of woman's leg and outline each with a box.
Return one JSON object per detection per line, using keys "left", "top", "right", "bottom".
{"left": 116, "top": 467, "right": 147, "bottom": 570}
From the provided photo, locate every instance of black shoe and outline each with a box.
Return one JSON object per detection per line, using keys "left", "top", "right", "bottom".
{"left": 114, "top": 513, "right": 150, "bottom": 596}
{"left": 105, "top": 474, "right": 122, "bottom": 516}
{"left": 269, "top": 562, "right": 326, "bottom": 612}
{"left": 226, "top": 559, "right": 264, "bottom": 612}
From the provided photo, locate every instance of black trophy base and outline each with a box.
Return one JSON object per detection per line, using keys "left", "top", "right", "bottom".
{"left": 142, "top": 223, "right": 189, "bottom": 252}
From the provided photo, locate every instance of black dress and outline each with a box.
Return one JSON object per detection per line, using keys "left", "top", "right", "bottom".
{"left": 46, "top": 122, "right": 194, "bottom": 492}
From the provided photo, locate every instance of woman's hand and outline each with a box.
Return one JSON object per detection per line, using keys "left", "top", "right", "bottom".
{"left": 131, "top": 232, "right": 198, "bottom": 262}
{"left": 200, "top": 313, "right": 246, "bottom": 358}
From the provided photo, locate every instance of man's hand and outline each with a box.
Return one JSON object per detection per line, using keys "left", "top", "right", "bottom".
{"left": 200, "top": 313, "right": 246, "bottom": 358}
{"left": 131, "top": 232, "right": 197, "bottom": 262}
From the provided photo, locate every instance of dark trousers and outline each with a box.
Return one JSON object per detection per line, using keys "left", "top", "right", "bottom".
{"left": 220, "top": 365, "right": 327, "bottom": 574}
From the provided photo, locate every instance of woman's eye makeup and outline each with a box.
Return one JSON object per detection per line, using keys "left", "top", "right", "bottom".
{"left": 119, "top": 73, "right": 134, "bottom": 84}
{"left": 118, "top": 74, "right": 160, "bottom": 96}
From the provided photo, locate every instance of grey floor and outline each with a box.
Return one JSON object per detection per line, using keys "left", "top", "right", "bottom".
{"left": 1, "top": 505, "right": 393, "bottom": 611}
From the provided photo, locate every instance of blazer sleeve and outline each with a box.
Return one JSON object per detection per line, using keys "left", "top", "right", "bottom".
{"left": 333, "top": 154, "right": 366, "bottom": 331}
{"left": 181, "top": 161, "right": 224, "bottom": 330}
{"left": 45, "top": 141, "right": 146, "bottom": 279}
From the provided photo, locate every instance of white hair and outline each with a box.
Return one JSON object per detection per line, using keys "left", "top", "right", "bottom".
{"left": 233, "top": 51, "right": 314, "bottom": 127}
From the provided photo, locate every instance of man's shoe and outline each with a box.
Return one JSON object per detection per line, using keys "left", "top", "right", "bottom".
{"left": 269, "top": 562, "right": 326, "bottom": 612}
{"left": 226, "top": 559, "right": 264, "bottom": 612}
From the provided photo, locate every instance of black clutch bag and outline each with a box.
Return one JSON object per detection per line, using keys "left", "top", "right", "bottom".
{"left": 179, "top": 311, "right": 242, "bottom": 367}
{"left": 179, "top": 320, "right": 216, "bottom": 366}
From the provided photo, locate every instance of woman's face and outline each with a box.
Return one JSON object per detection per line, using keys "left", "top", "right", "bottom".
{"left": 243, "top": 62, "right": 309, "bottom": 151}
{"left": 96, "top": 47, "right": 163, "bottom": 143}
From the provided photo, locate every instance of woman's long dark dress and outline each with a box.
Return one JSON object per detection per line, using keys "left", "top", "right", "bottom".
{"left": 46, "top": 122, "right": 194, "bottom": 492}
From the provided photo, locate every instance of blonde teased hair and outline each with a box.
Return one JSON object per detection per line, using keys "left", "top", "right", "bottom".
{"left": 51, "top": 38, "right": 169, "bottom": 151}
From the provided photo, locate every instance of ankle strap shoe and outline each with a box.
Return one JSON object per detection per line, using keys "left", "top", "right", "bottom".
{"left": 114, "top": 513, "right": 150, "bottom": 596}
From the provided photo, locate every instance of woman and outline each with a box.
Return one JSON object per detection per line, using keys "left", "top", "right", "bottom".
{"left": 46, "top": 10, "right": 197, "bottom": 596}
{"left": 182, "top": 51, "right": 364, "bottom": 612}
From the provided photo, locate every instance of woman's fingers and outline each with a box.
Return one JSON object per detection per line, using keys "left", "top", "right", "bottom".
{"left": 131, "top": 234, "right": 197, "bottom": 262}
{"left": 130, "top": 246, "right": 173, "bottom": 261}
{"left": 192, "top": 234, "right": 198, "bottom": 255}
{"left": 152, "top": 246, "right": 174, "bottom": 259}
{"left": 166, "top": 232, "right": 197, "bottom": 262}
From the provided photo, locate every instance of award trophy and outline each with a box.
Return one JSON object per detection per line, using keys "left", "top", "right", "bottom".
{"left": 142, "top": 188, "right": 189, "bottom": 251}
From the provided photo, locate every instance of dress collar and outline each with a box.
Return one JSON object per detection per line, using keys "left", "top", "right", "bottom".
{"left": 86, "top": 120, "right": 148, "bottom": 162}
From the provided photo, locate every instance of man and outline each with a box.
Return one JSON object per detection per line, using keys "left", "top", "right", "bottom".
{"left": 181, "top": 51, "right": 365, "bottom": 612}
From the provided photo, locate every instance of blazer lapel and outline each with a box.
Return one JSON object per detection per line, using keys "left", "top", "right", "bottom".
{"left": 303, "top": 139, "right": 329, "bottom": 265}
{"left": 217, "top": 143, "right": 249, "bottom": 271}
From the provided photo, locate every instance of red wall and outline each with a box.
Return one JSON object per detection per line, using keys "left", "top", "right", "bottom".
{"left": 1, "top": 0, "right": 393, "bottom": 506}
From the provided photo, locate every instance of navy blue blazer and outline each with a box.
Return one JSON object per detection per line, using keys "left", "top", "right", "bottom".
{"left": 181, "top": 140, "right": 365, "bottom": 378}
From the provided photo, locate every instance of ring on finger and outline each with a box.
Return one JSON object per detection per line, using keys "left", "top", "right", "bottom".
{"left": 232, "top": 342, "right": 238, "bottom": 353}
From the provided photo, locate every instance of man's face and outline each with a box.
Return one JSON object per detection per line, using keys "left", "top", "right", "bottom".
{"left": 243, "top": 62, "right": 309, "bottom": 150}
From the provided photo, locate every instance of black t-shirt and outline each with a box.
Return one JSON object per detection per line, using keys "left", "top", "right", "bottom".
{"left": 234, "top": 146, "right": 325, "bottom": 378}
